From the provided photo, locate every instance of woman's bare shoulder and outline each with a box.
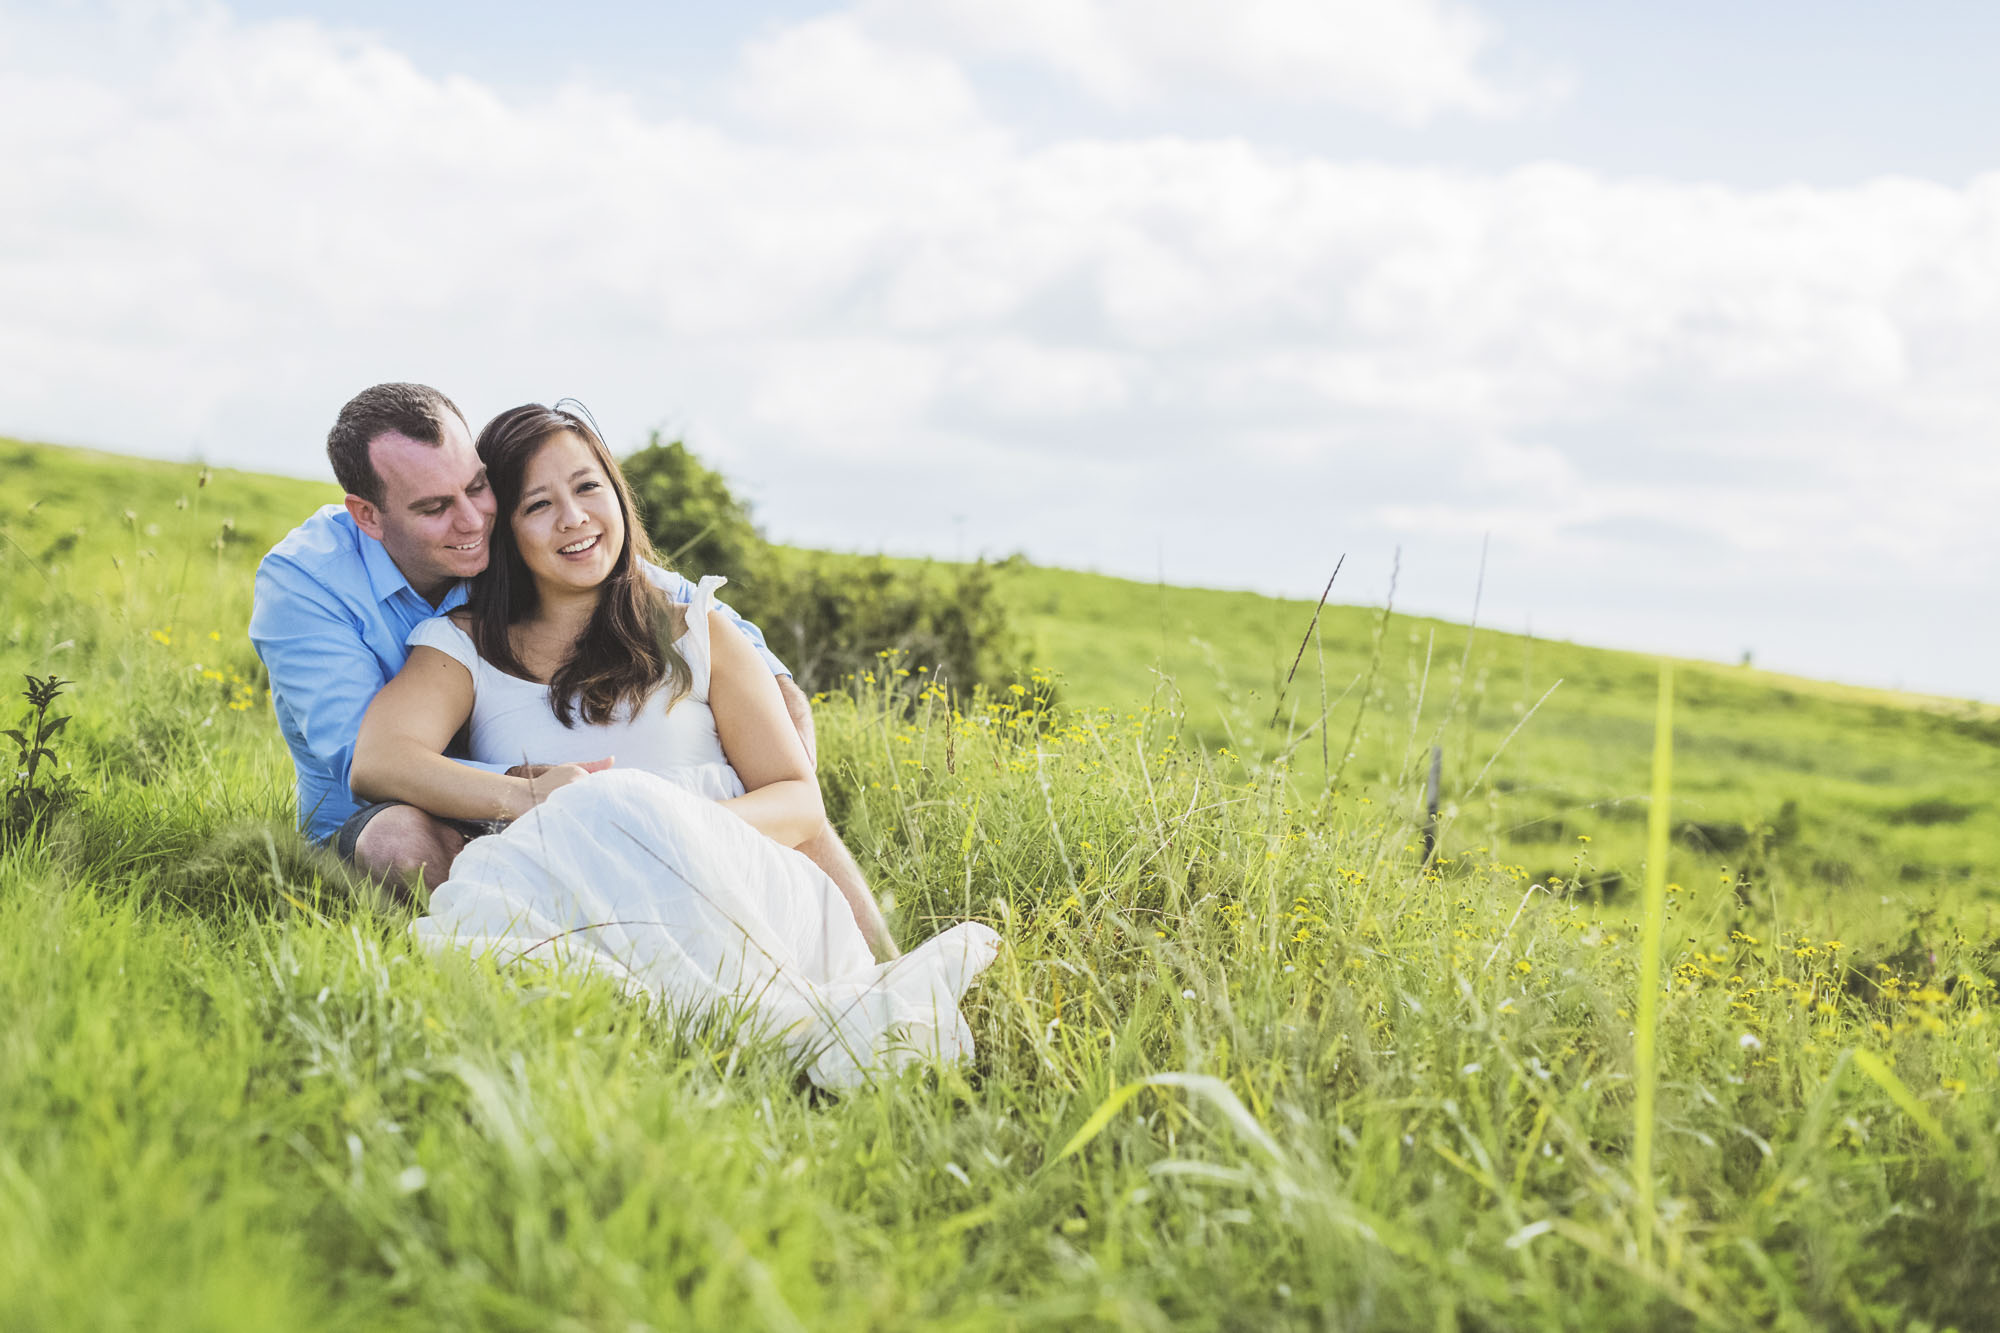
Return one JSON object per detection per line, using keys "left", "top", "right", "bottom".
{"left": 704, "top": 606, "right": 756, "bottom": 670}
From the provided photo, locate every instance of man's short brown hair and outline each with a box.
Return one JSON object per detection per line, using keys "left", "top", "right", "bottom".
{"left": 326, "top": 383, "right": 467, "bottom": 505}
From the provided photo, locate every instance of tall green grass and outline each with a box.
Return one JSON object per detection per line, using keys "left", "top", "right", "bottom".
{"left": 991, "top": 561, "right": 2000, "bottom": 923}
{"left": 1632, "top": 663, "right": 1675, "bottom": 1265}
{"left": 2, "top": 438, "right": 1997, "bottom": 1328}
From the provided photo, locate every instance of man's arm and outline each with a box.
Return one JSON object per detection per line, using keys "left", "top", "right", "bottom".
{"left": 768, "top": 674, "right": 898, "bottom": 958}
{"left": 250, "top": 556, "right": 508, "bottom": 813}
{"left": 777, "top": 675, "right": 816, "bottom": 769}
{"left": 250, "top": 555, "right": 402, "bottom": 808}
{"left": 353, "top": 646, "right": 600, "bottom": 821}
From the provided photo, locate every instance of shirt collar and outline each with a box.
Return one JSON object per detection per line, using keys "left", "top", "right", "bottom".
{"left": 360, "top": 528, "right": 417, "bottom": 605}
{"left": 359, "top": 528, "right": 469, "bottom": 612}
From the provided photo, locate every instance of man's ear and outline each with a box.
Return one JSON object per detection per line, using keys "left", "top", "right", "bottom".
{"left": 344, "top": 494, "right": 386, "bottom": 542}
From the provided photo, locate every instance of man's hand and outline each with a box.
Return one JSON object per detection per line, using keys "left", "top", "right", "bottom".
{"left": 506, "top": 757, "right": 615, "bottom": 779}
{"left": 508, "top": 757, "right": 613, "bottom": 815}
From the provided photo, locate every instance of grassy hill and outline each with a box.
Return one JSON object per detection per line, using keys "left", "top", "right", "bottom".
{"left": 6, "top": 437, "right": 1994, "bottom": 939}
{"left": 998, "top": 562, "right": 2000, "bottom": 926}
{"left": 5, "top": 435, "right": 1999, "bottom": 1328}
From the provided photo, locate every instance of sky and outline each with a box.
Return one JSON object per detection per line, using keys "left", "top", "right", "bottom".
{"left": 2, "top": 0, "right": 1995, "bottom": 700}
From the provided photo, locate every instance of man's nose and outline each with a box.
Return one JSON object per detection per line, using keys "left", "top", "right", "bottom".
{"left": 450, "top": 495, "right": 486, "bottom": 529}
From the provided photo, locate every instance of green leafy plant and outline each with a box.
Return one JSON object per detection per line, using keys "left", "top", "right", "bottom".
{"left": 749, "top": 547, "right": 1034, "bottom": 702}
{"left": 623, "top": 433, "right": 768, "bottom": 588}
{"left": 622, "top": 438, "right": 1034, "bottom": 699}
{"left": 4, "top": 672, "right": 77, "bottom": 841}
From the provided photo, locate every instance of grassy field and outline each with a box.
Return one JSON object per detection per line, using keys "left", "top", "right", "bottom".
{"left": 1000, "top": 563, "right": 2000, "bottom": 939}
{"left": 3, "top": 437, "right": 1997, "bottom": 1329}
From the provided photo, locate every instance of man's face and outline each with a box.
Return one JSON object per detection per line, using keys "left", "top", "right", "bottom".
{"left": 347, "top": 414, "right": 496, "bottom": 600}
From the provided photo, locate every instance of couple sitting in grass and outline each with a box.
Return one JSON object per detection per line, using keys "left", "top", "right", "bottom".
{"left": 248, "top": 383, "right": 996, "bottom": 1087}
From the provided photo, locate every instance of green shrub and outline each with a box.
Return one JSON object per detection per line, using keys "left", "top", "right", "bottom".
{"left": 621, "top": 439, "right": 1031, "bottom": 699}
{"left": 743, "top": 548, "right": 1030, "bottom": 701}
{"left": 622, "top": 433, "right": 768, "bottom": 591}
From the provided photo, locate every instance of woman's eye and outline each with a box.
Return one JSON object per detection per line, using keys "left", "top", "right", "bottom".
{"left": 523, "top": 500, "right": 547, "bottom": 515}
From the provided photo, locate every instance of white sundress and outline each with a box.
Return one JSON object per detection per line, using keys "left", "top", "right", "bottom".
{"left": 404, "top": 576, "right": 1000, "bottom": 1089}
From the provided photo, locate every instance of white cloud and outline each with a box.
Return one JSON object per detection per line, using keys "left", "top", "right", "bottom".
{"left": 731, "top": 14, "right": 985, "bottom": 140}
{"left": 859, "top": 0, "right": 1547, "bottom": 122}
{"left": 744, "top": 337, "right": 946, "bottom": 454}
{"left": 0, "top": 2, "right": 1995, "bottom": 696}
{"left": 944, "top": 340, "right": 1135, "bottom": 418}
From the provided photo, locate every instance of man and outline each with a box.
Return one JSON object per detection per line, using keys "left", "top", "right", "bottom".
{"left": 249, "top": 382, "right": 898, "bottom": 958}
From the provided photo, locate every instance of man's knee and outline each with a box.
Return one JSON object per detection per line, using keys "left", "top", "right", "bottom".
{"left": 350, "top": 805, "right": 462, "bottom": 888}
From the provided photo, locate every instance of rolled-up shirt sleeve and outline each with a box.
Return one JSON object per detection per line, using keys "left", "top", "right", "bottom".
{"left": 251, "top": 553, "right": 509, "bottom": 838}
{"left": 251, "top": 554, "right": 394, "bottom": 819}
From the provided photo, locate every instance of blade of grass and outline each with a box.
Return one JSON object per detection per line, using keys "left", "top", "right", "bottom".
{"left": 1050, "top": 1072, "right": 1284, "bottom": 1166}
{"left": 1633, "top": 661, "right": 1674, "bottom": 1264}
{"left": 1851, "top": 1049, "right": 1950, "bottom": 1149}
{"left": 1270, "top": 555, "right": 1344, "bottom": 725}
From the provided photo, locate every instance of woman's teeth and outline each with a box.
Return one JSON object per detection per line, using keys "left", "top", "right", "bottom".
{"left": 559, "top": 536, "right": 600, "bottom": 555}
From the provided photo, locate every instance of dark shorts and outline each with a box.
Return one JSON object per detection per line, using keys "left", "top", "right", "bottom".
{"left": 327, "top": 801, "right": 507, "bottom": 865}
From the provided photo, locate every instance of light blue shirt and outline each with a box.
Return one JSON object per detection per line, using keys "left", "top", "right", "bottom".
{"left": 249, "top": 504, "right": 787, "bottom": 842}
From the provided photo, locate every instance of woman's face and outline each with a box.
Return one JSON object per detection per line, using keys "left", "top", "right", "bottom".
{"left": 511, "top": 430, "right": 626, "bottom": 597}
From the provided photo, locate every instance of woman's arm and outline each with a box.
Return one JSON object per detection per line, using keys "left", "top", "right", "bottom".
{"left": 709, "top": 609, "right": 826, "bottom": 847}
{"left": 353, "top": 646, "right": 590, "bottom": 821}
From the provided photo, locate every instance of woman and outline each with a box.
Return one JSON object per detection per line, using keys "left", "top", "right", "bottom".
{"left": 352, "top": 403, "right": 997, "bottom": 1088}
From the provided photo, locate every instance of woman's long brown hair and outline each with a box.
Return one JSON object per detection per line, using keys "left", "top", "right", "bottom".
{"left": 466, "top": 402, "right": 690, "bottom": 727}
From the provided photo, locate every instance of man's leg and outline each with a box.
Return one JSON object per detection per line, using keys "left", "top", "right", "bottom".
{"left": 797, "top": 820, "right": 900, "bottom": 960}
{"left": 343, "top": 802, "right": 467, "bottom": 897}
